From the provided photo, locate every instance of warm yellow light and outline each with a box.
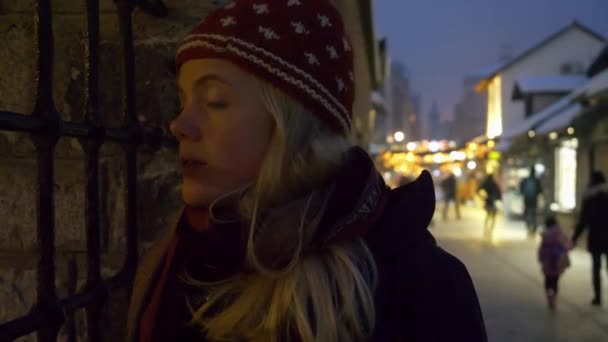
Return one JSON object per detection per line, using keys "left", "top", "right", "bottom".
{"left": 549, "top": 132, "right": 558, "bottom": 140}
{"left": 487, "top": 140, "right": 496, "bottom": 148}
{"left": 453, "top": 167, "right": 462, "bottom": 177}
{"left": 528, "top": 130, "right": 536, "bottom": 138}
{"left": 567, "top": 127, "right": 575, "bottom": 135}
{"left": 450, "top": 151, "right": 467, "bottom": 161}
{"left": 486, "top": 76, "right": 503, "bottom": 139}
{"left": 429, "top": 141, "right": 440, "bottom": 152}
{"left": 433, "top": 154, "right": 443, "bottom": 164}
{"left": 394, "top": 131, "right": 405, "bottom": 142}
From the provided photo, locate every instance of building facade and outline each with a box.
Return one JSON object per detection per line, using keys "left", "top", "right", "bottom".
{"left": 478, "top": 22, "right": 606, "bottom": 140}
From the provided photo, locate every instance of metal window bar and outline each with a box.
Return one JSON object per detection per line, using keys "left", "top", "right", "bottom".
{"left": 0, "top": 0, "right": 173, "bottom": 340}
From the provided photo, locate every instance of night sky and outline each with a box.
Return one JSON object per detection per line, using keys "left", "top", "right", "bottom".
{"left": 374, "top": 0, "right": 608, "bottom": 122}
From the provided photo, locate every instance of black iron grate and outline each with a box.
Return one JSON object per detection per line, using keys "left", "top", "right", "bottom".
{"left": 0, "top": 0, "right": 175, "bottom": 340}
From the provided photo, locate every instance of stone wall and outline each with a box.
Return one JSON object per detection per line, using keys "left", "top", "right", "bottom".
{"left": 0, "top": 1, "right": 209, "bottom": 340}
{"left": 0, "top": 0, "right": 374, "bottom": 340}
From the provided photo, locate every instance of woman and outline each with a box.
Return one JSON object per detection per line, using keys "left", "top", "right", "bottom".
{"left": 127, "top": 1, "right": 487, "bottom": 341}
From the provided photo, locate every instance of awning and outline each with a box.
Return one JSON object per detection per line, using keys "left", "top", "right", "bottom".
{"left": 571, "top": 69, "right": 608, "bottom": 100}
{"left": 512, "top": 74, "right": 587, "bottom": 100}
{"left": 499, "top": 69, "right": 608, "bottom": 141}
{"left": 535, "top": 69, "right": 608, "bottom": 134}
{"left": 535, "top": 103, "right": 582, "bottom": 134}
{"left": 500, "top": 94, "right": 574, "bottom": 140}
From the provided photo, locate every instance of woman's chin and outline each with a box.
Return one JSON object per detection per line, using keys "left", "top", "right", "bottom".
{"left": 181, "top": 180, "right": 215, "bottom": 207}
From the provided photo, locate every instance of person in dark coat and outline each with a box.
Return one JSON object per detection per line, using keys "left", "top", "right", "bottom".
{"left": 573, "top": 170, "right": 608, "bottom": 306}
{"left": 478, "top": 173, "right": 502, "bottom": 234}
{"left": 441, "top": 172, "right": 461, "bottom": 220}
{"left": 520, "top": 166, "right": 543, "bottom": 236}
{"left": 127, "top": 1, "right": 487, "bottom": 340}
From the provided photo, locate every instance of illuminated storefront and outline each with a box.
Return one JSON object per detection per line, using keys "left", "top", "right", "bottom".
{"left": 554, "top": 138, "right": 578, "bottom": 211}
{"left": 486, "top": 76, "right": 503, "bottom": 139}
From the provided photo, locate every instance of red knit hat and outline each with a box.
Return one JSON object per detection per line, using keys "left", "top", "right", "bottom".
{"left": 176, "top": 0, "right": 354, "bottom": 134}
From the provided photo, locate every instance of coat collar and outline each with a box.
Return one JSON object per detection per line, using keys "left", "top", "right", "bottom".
{"left": 310, "top": 146, "right": 390, "bottom": 248}
{"left": 365, "top": 170, "right": 437, "bottom": 259}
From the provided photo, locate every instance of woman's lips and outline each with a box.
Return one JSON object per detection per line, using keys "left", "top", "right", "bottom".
{"left": 180, "top": 159, "right": 207, "bottom": 177}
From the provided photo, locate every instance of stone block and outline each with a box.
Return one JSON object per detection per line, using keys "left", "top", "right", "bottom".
{"left": 0, "top": 267, "right": 36, "bottom": 325}
{"left": 0, "top": 14, "right": 36, "bottom": 115}
{"left": 0, "top": 158, "right": 37, "bottom": 251}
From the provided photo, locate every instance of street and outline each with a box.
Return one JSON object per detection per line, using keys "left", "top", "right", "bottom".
{"left": 432, "top": 205, "right": 608, "bottom": 342}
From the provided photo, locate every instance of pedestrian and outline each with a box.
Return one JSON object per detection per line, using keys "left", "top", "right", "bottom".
{"left": 478, "top": 173, "right": 502, "bottom": 235}
{"left": 126, "top": 1, "right": 487, "bottom": 341}
{"left": 538, "top": 217, "right": 572, "bottom": 311}
{"left": 441, "top": 171, "right": 461, "bottom": 220}
{"left": 572, "top": 170, "right": 608, "bottom": 307}
{"left": 520, "top": 166, "right": 543, "bottom": 237}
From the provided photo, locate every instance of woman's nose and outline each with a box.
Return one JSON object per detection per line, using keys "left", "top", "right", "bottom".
{"left": 169, "top": 110, "right": 202, "bottom": 141}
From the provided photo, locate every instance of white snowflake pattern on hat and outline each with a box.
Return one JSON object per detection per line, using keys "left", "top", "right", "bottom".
{"left": 317, "top": 14, "right": 333, "bottom": 27}
{"left": 253, "top": 3, "right": 270, "bottom": 14}
{"left": 291, "top": 21, "right": 310, "bottom": 34}
{"left": 305, "top": 52, "right": 320, "bottom": 66}
{"left": 220, "top": 16, "right": 236, "bottom": 27}
{"left": 258, "top": 26, "right": 280, "bottom": 40}
{"left": 326, "top": 45, "right": 339, "bottom": 59}
{"left": 176, "top": 0, "right": 355, "bottom": 133}
{"left": 336, "top": 77, "right": 345, "bottom": 92}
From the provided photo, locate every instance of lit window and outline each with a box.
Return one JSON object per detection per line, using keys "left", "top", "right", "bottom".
{"left": 487, "top": 76, "right": 503, "bottom": 138}
{"left": 555, "top": 139, "right": 578, "bottom": 211}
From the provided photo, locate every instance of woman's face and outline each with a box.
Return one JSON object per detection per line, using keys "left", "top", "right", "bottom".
{"left": 170, "top": 59, "right": 274, "bottom": 207}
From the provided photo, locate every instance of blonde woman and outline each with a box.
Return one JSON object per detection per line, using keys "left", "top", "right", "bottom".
{"left": 127, "top": 0, "right": 487, "bottom": 341}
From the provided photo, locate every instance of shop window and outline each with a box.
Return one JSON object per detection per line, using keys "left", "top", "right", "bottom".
{"left": 555, "top": 139, "right": 578, "bottom": 211}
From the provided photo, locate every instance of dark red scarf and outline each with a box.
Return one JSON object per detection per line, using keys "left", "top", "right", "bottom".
{"left": 141, "top": 147, "right": 389, "bottom": 341}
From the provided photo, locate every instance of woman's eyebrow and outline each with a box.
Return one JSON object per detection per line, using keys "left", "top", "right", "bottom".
{"left": 196, "top": 74, "right": 233, "bottom": 87}
{"left": 178, "top": 74, "right": 233, "bottom": 94}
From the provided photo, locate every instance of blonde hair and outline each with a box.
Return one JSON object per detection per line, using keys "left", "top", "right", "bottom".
{"left": 187, "top": 81, "right": 378, "bottom": 341}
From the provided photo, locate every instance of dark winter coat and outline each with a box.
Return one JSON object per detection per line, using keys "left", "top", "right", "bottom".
{"left": 479, "top": 177, "right": 502, "bottom": 211}
{"left": 519, "top": 177, "right": 542, "bottom": 208}
{"left": 440, "top": 175, "right": 457, "bottom": 199}
{"left": 127, "top": 151, "right": 487, "bottom": 341}
{"left": 365, "top": 171, "right": 487, "bottom": 341}
{"left": 573, "top": 184, "right": 608, "bottom": 253}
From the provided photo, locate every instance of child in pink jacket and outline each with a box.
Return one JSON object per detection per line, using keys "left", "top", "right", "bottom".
{"left": 538, "top": 217, "right": 572, "bottom": 310}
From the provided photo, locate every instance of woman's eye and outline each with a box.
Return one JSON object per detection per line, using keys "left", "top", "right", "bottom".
{"left": 207, "top": 101, "right": 229, "bottom": 110}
